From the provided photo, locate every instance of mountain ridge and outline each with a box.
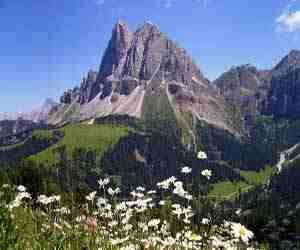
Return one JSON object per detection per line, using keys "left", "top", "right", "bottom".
{"left": 48, "top": 20, "right": 233, "bottom": 139}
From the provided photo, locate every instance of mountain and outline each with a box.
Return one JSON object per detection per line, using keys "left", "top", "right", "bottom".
{"left": 213, "top": 50, "right": 300, "bottom": 122}
{"left": 48, "top": 21, "right": 233, "bottom": 138}
{"left": 0, "top": 98, "right": 57, "bottom": 123}
{"left": 0, "top": 98, "right": 57, "bottom": 139}
{"left": 213, "top": 64, "right": 271, "bottom": 117}
{"left": 0, "top": 119, "right": 36, "bottom": 138}
{"left": 272, "top": 49, "right": 300, "bottom": 76}
{"left": 265, "top": 50, "right": 300, "bottom": 119}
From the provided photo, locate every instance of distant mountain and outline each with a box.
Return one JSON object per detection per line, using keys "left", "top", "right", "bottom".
{"left": 0, "top": 98, "right": 57, "bottom": 138}
{"left": 48, "top": 21, "right": 233, "bottom": 139}
{"left": 0, "top": 98, "right": 57, "bottom": 123}
{"left": 213, "top": 64, "right": 271, "bottom": 116}
{"left": 213, "top": 50, "right": 300, "bottom": 122}
{"left": 0, "top": 119, "right": 36, "bottom": 138}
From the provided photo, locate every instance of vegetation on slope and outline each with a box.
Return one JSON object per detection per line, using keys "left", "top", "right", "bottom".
{"left": 28, "top": 124, "right": 129, "bottom": 166}
{"left": 0, "top": 130, "right": 61, "bottom": 164}
{"left": 208, "top": 165, "right": 273, "bottom": 198}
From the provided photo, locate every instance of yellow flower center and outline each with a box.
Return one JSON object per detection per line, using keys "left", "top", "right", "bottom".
{"left": 239, "top": 227, "right": 246, "bottom": 237}
{"left": 191, "top": 233, "right": 198, "bottom": 241}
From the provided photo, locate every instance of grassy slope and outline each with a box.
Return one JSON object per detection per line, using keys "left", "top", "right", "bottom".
{"left": 141, "top": 91, "right": 178, "bottom": 133}
{"left": 141, "top": 90, "right": 193, "bottom": 146}
{"left": 28, "top": 124, "right": 129, "bottom": 165}
{"left": 208, "top": 165, "right": 273, "bottom": 198}
{"left": 0, "top": 130, "right": 58, "bottom": 164}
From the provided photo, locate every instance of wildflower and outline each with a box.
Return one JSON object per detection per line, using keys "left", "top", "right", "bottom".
{"left": 54, "top": 222, "right": 63, "bottom": 230}
{"left": 201, "top": 169, "right": 212, "bottom": 179}
{"left": 157, "top": 176, "right": 177, "bottom": 190}
{"left": 111, "top": 236, "right": 129, "bottom": 246}
{"left": 2, "top": 184, "right": 10, "bottom": 188}
{"left": 201, "top": 218, "right": 210, "bottom": 225}
{"left": 136, "top": 186, "right": 145, "bottom": 192}
{"left": 148, "top": 218, "right": 160, "bottom": 228}
{"left": 190, "top": 233, "right": 202, "bottom": 241}
{"left": 75, "top": 215, "right": 86, "bottom": 223}
{"left": 84, "top": 216, "right": 98, "bottom": 234}
{"left": 173, "top": 181, "right": 187, "bottom": 198}
{"left": 115, "top": 201, "right": 127, "bottom": 211}
{"left": 49, "top": 195, "right": 61, "bottom": 203}
{"left": 130, "top": 191, "right": 144, "bottom": 198}
{"left": 181, "top": 166, "right": 192, "bottom": 174}
{"left": 55, "top": 207, "right": 70, "bottom": 214}
{"left": 8, "top": 199, "right": 22, "bottom": 211}
{"left": 197, "top": 151, "right": 207, "bottom": 160}
{"left": 96, "top": 197, "right": 107, "bottom": 207}
{"left": 147, "top": 190, "right": 156, "bottom": 194}
{"left": 236, "top": 208, "right": 242, "bottom": 216}
{"left": 98, "top": 178, "right": 110, "bottom": 188}
{"left": 143, "top": 240, "right": 151, "bottom": 249}
{"left": 231, "top": 222, "right": 254, "bottom": 244}
{"left": 107, "top": 187, "right": 120, "bottom": 196}
{"left": 86, "top": 191, "right": 97, "bottom": 201}
{"left": 159, "top": 200, "right": 166, "bottom": 206}
{"left": 184, "top": 193, "right": 193, "bottom": 200}
{"left": 37, "top": 195, "right": 50, "bottom": 205}
{"left": 17, "top": 185, "right": 26, "bottom": 192}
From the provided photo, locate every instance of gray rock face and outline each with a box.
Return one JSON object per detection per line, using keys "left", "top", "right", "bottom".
{"left": 60, "top": 70, "right": 98, "bottom": 104}
{"left": 214, "top": 64, "right": 271, "bottom": 115}
{"left": 266, "top": 67, "right": 300, "bottom": 119}
{"left": 89, "top": 20, "right": 133, "bottom": 101}
{"left": 51, "top": 20, "right": 231, "bottom": 133}
{"left": 273, "top": 50, "right": 300, "bottom": 76}
{"left": 213, "top": 50, "right": 300, "bottom": 121}
{"left": 92, "top": 21, "right": 207, "bottom": 100}
{"left": 263, "top": 50, "right": 300, "bottom": 119}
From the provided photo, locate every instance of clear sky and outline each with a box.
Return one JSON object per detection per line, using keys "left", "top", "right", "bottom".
{"left": 1, "top": 0, "right": 300, "bottom": 112}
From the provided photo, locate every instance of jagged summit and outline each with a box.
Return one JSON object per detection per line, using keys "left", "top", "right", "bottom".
{"left": 48, "top": 20, "right": 232, "bottom": 135}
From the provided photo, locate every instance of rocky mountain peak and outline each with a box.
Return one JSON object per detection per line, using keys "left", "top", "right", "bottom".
{"left": 273, "top": 49, "right": 300, "bottom": 75}
{"left": 50, "top": 21, "right": 231, "bottom": 134}
{"left": 136, "top": 21, "right": 160, "bottom": 35}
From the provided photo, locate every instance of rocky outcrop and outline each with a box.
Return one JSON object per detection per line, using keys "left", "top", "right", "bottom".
{"left": 213, "top": 50, "right": 300, "bottom": 121}
{"left": 263, "top": 50, "right": 300, "bottom": 119}
{"left": 214, "top": 64, "right": 271, "bottom": 116}
{"left": 265, "top": 67, "right": 300, "bottom": 119}
{"left": 272, "top": 50, "right": 300, "bottom": 76}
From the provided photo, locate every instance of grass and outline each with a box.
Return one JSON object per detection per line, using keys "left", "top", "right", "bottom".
{"left": 240, "top": 165, "right": 273, "bottom": 185}
{"left": 28, "top": 124, "right": 129, "bottom": 166}
{"left": 208, "top": 181, "right": 251, "bottom": 198}
{"left": 208, "top": 165, "right": 274, "bottom": 199}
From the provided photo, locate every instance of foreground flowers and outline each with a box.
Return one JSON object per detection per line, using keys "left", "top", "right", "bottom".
{"left": 201, "top": 169, "right": 212, "bottom": 179}
{"left": 197, "top": 151, "right": 208, "bottom": 160}
{"left": 230, "top": 222, "right": 254, "bottom": 244}
{"left": 0, "top": 152, "right": 257, "bottom": 250}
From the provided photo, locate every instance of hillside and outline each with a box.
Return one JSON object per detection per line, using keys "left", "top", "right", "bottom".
{"left": 27, "top": 124, "right": 130, "bottom": 166}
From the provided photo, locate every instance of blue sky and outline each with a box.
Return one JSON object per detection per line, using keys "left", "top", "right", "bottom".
{"left": 0, "top": 0, "right": 300, "bottom": 112}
